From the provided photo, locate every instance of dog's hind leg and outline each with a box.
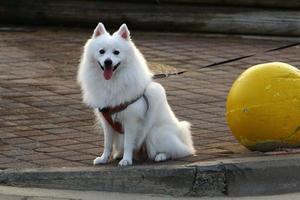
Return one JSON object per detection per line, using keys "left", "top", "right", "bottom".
{"left": 147, "top": 126, "right": 194, "bottom": 161}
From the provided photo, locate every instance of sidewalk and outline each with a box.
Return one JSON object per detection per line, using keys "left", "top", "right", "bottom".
{"left": 2, "top": 185, "right": 300, "bottom": 200}
{"left": 0, "top": 27, "right": 299, "bottom": 195}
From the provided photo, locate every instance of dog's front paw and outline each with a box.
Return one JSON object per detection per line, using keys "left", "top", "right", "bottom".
{"left": 118, "top": 159, "right": 132, "bottom": 167}
{"left": 93, "top": 156, "right": 109, "bottom": 165}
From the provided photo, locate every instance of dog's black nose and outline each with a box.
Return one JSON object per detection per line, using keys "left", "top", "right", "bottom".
{"left": 104, "top": 59, "right": 112, "bottom": 66}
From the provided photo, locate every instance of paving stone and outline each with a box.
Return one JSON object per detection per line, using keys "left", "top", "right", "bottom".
{"left": 0, "top": 28, "right": 299, "bottom": 169}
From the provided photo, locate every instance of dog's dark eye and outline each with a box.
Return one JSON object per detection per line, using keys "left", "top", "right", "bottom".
{"left": 113, "top": 50, "right": 120, "bottom": 55}
{"left": 99, "top": 49, "right": 105, "bottom": 54}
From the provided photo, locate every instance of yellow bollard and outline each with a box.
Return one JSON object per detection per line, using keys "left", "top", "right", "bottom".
{"left": 226, "top": 62, "right": 300, "bottom": 151}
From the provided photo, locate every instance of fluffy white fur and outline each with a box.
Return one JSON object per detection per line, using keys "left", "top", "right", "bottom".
{"left": 77, "top": 23, "right": 195, "bottom": 166}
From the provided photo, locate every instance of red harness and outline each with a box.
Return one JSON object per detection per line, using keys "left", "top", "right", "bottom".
{"left": 98, "top": 94, "right": 148, "bottom": 134}
{"left": 97, "top": 71, "right": 186, "bottom": 133}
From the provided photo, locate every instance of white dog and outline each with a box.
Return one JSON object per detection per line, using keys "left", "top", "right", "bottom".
{"left": 77, "top": 23, "right": 195, "bottom": 166}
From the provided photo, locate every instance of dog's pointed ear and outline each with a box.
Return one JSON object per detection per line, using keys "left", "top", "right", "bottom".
{"left": 117, "top": 24, "right": 130, "bottom": 40}
{"left": 93, "top": 23, "right": 107, "bottom": 38}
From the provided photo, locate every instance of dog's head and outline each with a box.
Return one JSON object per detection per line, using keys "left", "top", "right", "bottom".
{"left": 87, "top": 23, "right": 133, "bottom": 80}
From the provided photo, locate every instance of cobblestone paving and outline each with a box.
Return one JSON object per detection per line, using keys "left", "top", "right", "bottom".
{"left": 0, "top": 27, "right": 299, "bottom": 168}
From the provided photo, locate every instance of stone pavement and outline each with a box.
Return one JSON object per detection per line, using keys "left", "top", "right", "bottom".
{"left": 0, "top": 27, "right": 299, "bottom": 169}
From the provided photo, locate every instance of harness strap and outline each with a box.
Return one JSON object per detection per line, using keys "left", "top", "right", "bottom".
{"left": 101, "top": 111, "right": 124, "bottom": 133}
{"left": 99, "top": 92, "right": 149, "bottom": 134}
{"left": 143, "top": 94, "right": 149, "bottom": 113}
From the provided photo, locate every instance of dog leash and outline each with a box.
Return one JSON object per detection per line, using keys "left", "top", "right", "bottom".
{"left": 152, "top": 70, "right": 186, "bottom": 79}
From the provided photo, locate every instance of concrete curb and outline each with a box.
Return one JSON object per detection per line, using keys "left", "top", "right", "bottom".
{"left": 191, "top": 154, "right": 300, "bottom": 196}
{"left": 1, "top": 155, "right": 300, "bottom": 196}
{"left": 0, "top": 165, "right": 197, "bottom": 197}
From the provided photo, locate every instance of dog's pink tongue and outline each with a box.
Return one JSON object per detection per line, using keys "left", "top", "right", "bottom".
{"left": 104, "top": 67, "right": 113, "bottom": 80}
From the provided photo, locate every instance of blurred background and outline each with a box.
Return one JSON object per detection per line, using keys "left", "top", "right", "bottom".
{"left": 1, "top": 0, "right": 300, "bottom": 36}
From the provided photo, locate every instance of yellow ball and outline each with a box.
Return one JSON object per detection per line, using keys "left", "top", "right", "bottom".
{"left": 226, "top": 62, "right": 300, "bottom": 151}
